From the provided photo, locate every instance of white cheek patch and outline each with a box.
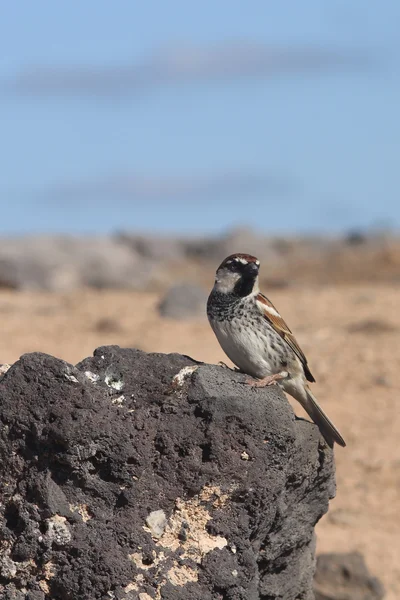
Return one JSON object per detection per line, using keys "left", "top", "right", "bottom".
{"left": 214, "top": 269, "right": 240, "bottom": 293}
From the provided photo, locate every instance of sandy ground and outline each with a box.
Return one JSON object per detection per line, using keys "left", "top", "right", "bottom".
{"left": 0, "top": 284, "right": 399, "bottom": 598}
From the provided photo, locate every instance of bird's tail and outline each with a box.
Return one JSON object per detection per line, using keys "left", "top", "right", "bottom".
{"left": 301, "top": 387, "right": 346, "bottom": 448}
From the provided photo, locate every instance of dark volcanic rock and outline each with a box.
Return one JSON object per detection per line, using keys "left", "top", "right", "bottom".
{"left": 314, "top": 552, "right": 385, "bottom": 600}
{"left": 0, "top": 346, "right": 336, "bottom": 599}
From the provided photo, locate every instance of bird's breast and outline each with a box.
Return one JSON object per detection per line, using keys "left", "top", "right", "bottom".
{"left": 210, "top": 314, "right": 283, "bottom": 379}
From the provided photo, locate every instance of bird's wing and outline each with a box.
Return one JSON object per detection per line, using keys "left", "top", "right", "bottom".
{"left": 256, "top": 292, "right": 315, "bottom": 383}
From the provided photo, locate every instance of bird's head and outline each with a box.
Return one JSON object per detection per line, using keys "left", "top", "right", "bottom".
{"left": 213, "top": 253, "right": 260, "bottom": 297}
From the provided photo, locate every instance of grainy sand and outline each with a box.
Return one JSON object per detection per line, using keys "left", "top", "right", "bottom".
{"left": 1, "top": 284, "right": 399, "bottom": 598}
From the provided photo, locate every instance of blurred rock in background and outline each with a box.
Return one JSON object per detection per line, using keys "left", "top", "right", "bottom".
{"left": 115, "top": 232, "right": 185, "bottom": 262}
{"left": 0, "top": 236, "right": 155, "bottom": 292}
{"left": 158, "top": 283, "right": 208, "bottom": 319}
{"left": 314, "top": 552, "right": 385, "bottom": 600}
{"left": 0, "top": 229, "right": 399, "bottom": 292}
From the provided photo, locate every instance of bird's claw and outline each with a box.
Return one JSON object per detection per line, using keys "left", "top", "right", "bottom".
{"left": 245, "top": 372, "right": 288, "bottom": 388}
{"left": 218, "top": 361, "right": 231, "bottom": 369}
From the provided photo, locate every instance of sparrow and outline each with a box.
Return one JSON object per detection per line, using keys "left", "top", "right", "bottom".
{"left": 207, "top": 253, "right": 346, "bottom": 448}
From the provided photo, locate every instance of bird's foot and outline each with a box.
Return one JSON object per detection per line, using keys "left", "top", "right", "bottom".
{"left": 218, "top": 361, "right": 242, "bottom": 371}
{"left": 246, "top": 371, "right": 288, "bottom": 388}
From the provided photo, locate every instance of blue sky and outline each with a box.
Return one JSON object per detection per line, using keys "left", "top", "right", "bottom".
{"left": 1, "top": 1, "right": 400, "bottom": 235}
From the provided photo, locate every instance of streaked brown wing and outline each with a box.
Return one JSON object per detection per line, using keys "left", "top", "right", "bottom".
{"left": 256, "top": 293, "right": 315, "bottom": 382}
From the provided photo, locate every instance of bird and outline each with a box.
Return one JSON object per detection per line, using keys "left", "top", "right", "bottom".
{"left": 207, "top": 253, "right": 346, "bottom": 448}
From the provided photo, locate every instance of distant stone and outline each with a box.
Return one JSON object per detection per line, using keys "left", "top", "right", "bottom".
{"left": 116, "top": 232, "right": 185, "bottom": 261}
{"left": 158, "top": 283, "right": 208, "bottom": 319}
{"left": 0, "top": 237, "right": 81, "bottom": 291}
{"left": 347, "top": 318, "right": 398, "bottom": 335}
{"left": 93, "top": 317, "right": 123, "bottom": 333}
{"left": 77, "top": 238, "right": 154, "bottom": 290}
{"left": 0, "top": 236, "right": 155, "bottom": 291}
{"left": 344, "top": 229, "right": 367, "bottom": 245}
{"left": 314, "top": 552, "right": 385, "bottom": 600}
{"left": 185, "top": 226, "right": 277, "bottom": 263}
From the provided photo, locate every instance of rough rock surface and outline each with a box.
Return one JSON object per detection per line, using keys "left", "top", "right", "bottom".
{"left": 314, "top": 553, "right": 385, "bottom": 600}
{"left": 157, "top": 284, "right": 208, "bottom": 319}
{"left": 0, "top": 346, "right": 336, "bottom": 599}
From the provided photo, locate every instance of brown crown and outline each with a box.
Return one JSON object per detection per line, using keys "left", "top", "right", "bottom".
{"left": 218, "top": 253, "right": 260, "bottom": 270}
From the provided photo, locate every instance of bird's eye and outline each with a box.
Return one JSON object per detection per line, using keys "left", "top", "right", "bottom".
{"left": 224, "top": 260, "right": 236, "bottom": 271}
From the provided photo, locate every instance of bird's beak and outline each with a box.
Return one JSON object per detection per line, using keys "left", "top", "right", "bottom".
{"left": 247, "top": 262, "right": 259, "bottom": 276}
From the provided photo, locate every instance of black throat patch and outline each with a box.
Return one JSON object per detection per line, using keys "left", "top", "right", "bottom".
{"left": 233, "top": 273, "right": 257, "bottom": 298}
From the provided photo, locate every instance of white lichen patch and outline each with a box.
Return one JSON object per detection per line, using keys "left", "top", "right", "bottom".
{"left": 46, "top": 515, "right": 72, "bottom": 545}
{"left": 84, "top": 371, "right": 100, "bottom": 383}
{"left": 167, "top": 564, "right": 198, "bottom": 586}
{"left": 43, "top": 561, "right": 56, "bottom": 579}
{"left": 124, "top": 582, "right": 139, "bottom": 593}
{"left": 171, "top": 365, "right": 199, "bottom": 390}
{"left": 111, "top": 394, "right": 125, "bottom": 406}
{"left": 39, "top": 581, "right": 50, "bottom": 594}
{"left": 145, "top": 509, "right": 167, "bottom": 538}
{"left": 105, "top": 374, "right": 124, "bottom": 391}
{"left": 123, "top": 574, "right": 145, "bottom": 595}
{"left": 241, "top": 451, "right": 250, "bottom": 461}
{"left": 0, "top": 556, "right": 17, "bottom": 578}
{"left": 0, "top": 554, "right": 36, "bottom": 580}
{"left": 198, "top": 485, "right": 231, "bottom": 508}
{"left": 130, "top": 486, "right": 231, "bottom": 595}
{"left": 39, "top": 559, "right": 57, "bottom": 591}
{"left": 69, "top": 503, "right": 92, "bottom": 522}
{"left": 158, "top": 485, "right": 229, "bottom": 559}
{"left": 0, "top": 364, "right": 11, "bottom": 377}
{"left": 132, "top": 485, "right": 229, "bottom": 594}
{"left": 65, "top": 373, "right": 79, "bottom": 383}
